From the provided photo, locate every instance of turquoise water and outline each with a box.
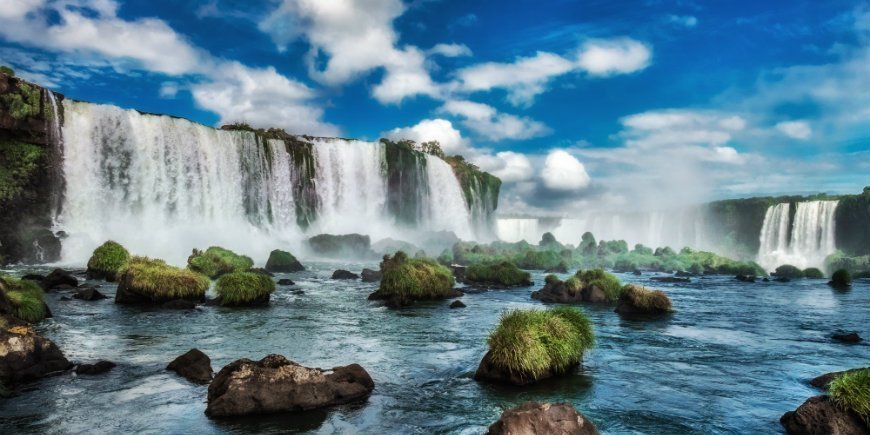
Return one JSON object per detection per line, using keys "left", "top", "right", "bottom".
{"left": 1, "top": 263, "right": 868, "bottom": 434}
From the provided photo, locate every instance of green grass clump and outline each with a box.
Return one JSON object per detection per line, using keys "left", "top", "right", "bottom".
{"left": 120, "top": 257, "right": 210, "bottom": 300}
{"left": 802, "top": 267, "right": 825, "bottom": 279}
{"left": 0, "top": 275, "right": 46, "bottom": 322}
{"left": 87, "top": 240, "right": 130, "bottom": 280}
{"left": 187, "top": 246, "right": 253, "bottom": 279}
{"left": 575, "top": 269, "right": 622, "bottom": 302}
{"left": 620, "top": 285, "right": 673, "bottom": 312}
{"left": 372, "top": 251, "right": 456, "bottom": 302}
{"left": 215, "top": 272, "right": 275, "bottom": 306}
{"left": 774, "top": 264, "right": 804, "bottom": 279}
{"left": 465, "top": 261, "right": 531, "bottom": 287}
{"left": 487, "top": 307, "right": 594, "bottom": 380}
{"left": 264, "top": 249, "right": 303, "bottom": 272}
{"left": 829, "top": 369, "right": 870, "bottom": 422}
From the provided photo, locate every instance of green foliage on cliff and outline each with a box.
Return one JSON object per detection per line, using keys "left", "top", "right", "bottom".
{"left": 120, "top": 257, "right": 210, "bottom": 300}
{"left": 1, "top": 81, "right": 41, "bottom": 120}
{"left": 0, "top": 275, "right": 46, "bottom": 323}
{"left": 381, "top": 138, "right": 427, "bottom": 225}
{"left": 834, "top": 187, "right": 870, "bottom": 257}
{"left": 215, "top": 271, "right": 275, "bottom": 306}
{"left": 466, "top": 261, "right": 531, "bottom": 287}
{"left": 87, "top": 240, "right": 130, "bottom": 280}
{"left": 0, "top": 140, "right": 45, "bottom": 202}
{"left": 187, "top": 246, "right": 254, "bottom": 279}
{"left": 0, "top": 66, "right": 13, "bottom": 76}
{"left": 825, "top": 250, "right": 870, "bottom": 277}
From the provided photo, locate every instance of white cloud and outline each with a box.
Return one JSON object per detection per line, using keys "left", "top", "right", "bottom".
{"left": 667, "top": 15, "right": 698, "bottom": 28}
{"left": 439, "top": 100, "right": 551, "bottom": 141}
{"left": 575, "top": 38, "right": 652, "bottom": 77}
{"left": 540, "top": 150, "right": 591, "bottom": 191}
{"left": 382, "top": 118, "right": 466, "bottom": 154}
{"left": 428, "top": 43, "right": 472, "bottom": 58}
{"left": 159, "top": 82, "right": 179, "bottom": 98}
{"left": 775, "top": 120, "right": 812, "bottom": 140}
{"left": 473, "top": 151, "right": 534, "bottom": 183}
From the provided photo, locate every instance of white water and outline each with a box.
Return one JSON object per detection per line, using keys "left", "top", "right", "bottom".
{"left": 756, "top": 200, "right": 839, "bottom": 271}
{"left": 423, "top": 154, "right": 474, "bottom": 240}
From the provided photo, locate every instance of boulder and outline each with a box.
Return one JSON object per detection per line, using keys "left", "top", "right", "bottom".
{"left": 205, "top": 354, "right": 374, "bottom": 418}
{"left": 735, "top": 274, "right": 757, "bottom": 283}
{"left": 614, "top": 285, "right": 672, "bottom": 317}
{"left": 73, "top": 287, "right": 107, "bottom": 301}
{"left": 451, "top": 265, "right": 466, "bottom": 282}
{"left": 167, "top": 348, "right": 213, "bottom": 384}
{"left": 780, "top": 395, "right": 868, "bottom": 435}
{"left": 0, "top": 324, "right": 71, "bottom": 386}
{"left": 277, "top": 278, "right": 295, "bottom": 286}
{"left": 486, "top": 402, "right": 599, "bottom": 435}
{"left": 475, "top": 350, "right": 577, "bottom": 386}
{"left": 264, "top": 249, "right": 304, "bottom": 273}
{"left": 115, "top": 257, "right": 209, "bottom": 306}
{"left": 75, "top": 360, "right": 115, "bottom": 375}
{"left": 449, "top": 300, "right": 466, "bottom": 309}
{"left": 361, "top": 268, "right": 382, "bottom": 282}
{"left": 810, "top": 368, "right": 869, "bottom": 389}
{"left": 832, "top": 332, "right": 861, "bottom": 343}
{"left": 650, "top": 276, "right": 690, "bottom": 283}
{"left": 161, "top": 300, "right": 198, "bottom": 310}
{"left": 531, "top": 279, "right": 606, "bottom": 304}
{"left": 331, "top": 270, "right": 359, "bottom": 280}
{"left": 41, "top": 268, "right": 78, "bottom": 290}
{"left": 306, "top": 234, "right": 375, "bottom": 260}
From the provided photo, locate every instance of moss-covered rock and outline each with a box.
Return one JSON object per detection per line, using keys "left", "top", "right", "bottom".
{"left": 829, "top": 368, "right": 870, "bottom": 421}
{"left": 264, "top": 249, "right": 304, "bottom": 273}
{"left": 464, "top": 261, "right": 531, "bottom": 288}
{"left": 187, "top": 246, "right": 253, "bottom": 279}
{"left": 307, "top": 233, "right": 374, "bottom": 259}
{"left": 215, "top": 271, "right": 275, "bottom": 307}
{"left": 531, "top": 269, "right": 622, "bottom": 304}
{"left": 0, "top": 275, "right": 48, "bottom": 323}
{"left": 475, "top": 306, "right": 594, "bottom": 385}
{"left": 803, "top": 267, "right": 825, "bottom": 279}
{"left": 614, "top": 284, "right": 673, "bottom": 318}
{"left": 368, "top": 251, "right": 459, "bottom": 307}
{"left": 86, "top": 241, "right": 130, "bottom": 281}
{"left": 829, "top": 269, "right": 852, "bottom": 289}
{"left": 116, "top": 257, "right": 210, "bottom": 306}
{"left": 775, "top": 264, "right": 804, "bottom": 279}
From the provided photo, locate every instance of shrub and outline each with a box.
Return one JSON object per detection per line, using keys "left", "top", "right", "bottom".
{"left": 774, "top": 264, "right": 804, "bottom": 279}
{"left": 0, "top": 275, "right": 46, "bottom": 322}
{"left": 717, "top": 261, "right": 765, "bottom": 276}
{"left": 369, "top": 251, "right": 456, "bottom": 306}
{"left": 465, "top": 261, "right": 531, "bottom": 287}
{"left": 215, "top": 271, "right": 275, "bottom": 306}
{"left": 486, "top": 307, "right": 594, "bottom": 381}
{"left": 187, "top": 246, "right": 253, "bottom": 279}
{"left": 616, "top": 284, "right": 673, "bottom": 314}
{"left": 264, "top": 249, "right": 303, "bottom": 273}
{"left": 829, "top": 269, "right": 852, "bottom": 288}
{"left": 828, "top": 368, "right": 870, "bottom": 422}
{"left": 515, "top": 250, "right": 563, "bottom": 270}
{"left": 86, "top": 240, "right": 130, "bottom": 280}
{"left": 0, "top": 65, "right": 14, "bottom": 76}
{"left": 119, "top": 257, "right": 210, "bottom": 301}
{"left": 575, "top": 269, "right": 622, "bottom": 302}
{"left": 802, "top": 267, "right": 825, "bottom": 279}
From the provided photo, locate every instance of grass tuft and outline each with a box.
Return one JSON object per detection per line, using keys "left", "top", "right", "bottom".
{"left": 187, "top": 246, "right": 253, "bottom": 279}
{"left": 465, "top": 261, "right": 531, "bottom": 287}
{"left": 120, "top": 257, "right": 210, "bottom": 300}
{"left": 0, "top": 275, "right": 46, "bottom": 323}
{"left": 829, "top": 368, "right": 870, "bottom": 422}
{"left": 619, "top": 284, "right": 673, "bottom": 312}
{"left": 371, "top": 251, "right": 456, "bottom": 303}
{"left": 87, "top": 240, "right": 130, "bottom": 280}
{"left": 575, "top": 269, "right": 622, "bottom": 302}
{"left": 215, "top": 272, "right": 275, "bottom": 306}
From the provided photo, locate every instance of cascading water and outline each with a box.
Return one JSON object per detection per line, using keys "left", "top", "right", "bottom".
{"left": 756, "top": 200, "right": 839, "bottom": 271}
{"left": 423, "top": 154, "right": 473, "bottom": 240}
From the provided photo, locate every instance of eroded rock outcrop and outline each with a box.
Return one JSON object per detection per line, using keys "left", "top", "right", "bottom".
{"left": 780, "top": 395, "right": 868, "bottom": 435}
{"left": 486, "top": 402, "right": 599, "bottom": 435}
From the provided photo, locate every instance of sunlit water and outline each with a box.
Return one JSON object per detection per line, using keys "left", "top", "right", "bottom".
{"left": 1, "top": 264, "right": 867, "bottom": 434}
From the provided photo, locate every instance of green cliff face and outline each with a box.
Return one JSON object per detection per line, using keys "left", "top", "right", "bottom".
{"left": 834, "top": 187, "right": 870, "bottom": 257}
{"left": 382, "top": 139, "right": 427, "bottom": 226}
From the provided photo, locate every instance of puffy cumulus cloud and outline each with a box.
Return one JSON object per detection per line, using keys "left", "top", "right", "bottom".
{"left": 0, "top": 0, "right": 336, "bottom": 135}
{"left": 382, "top": 118, "right": 466, "bottom": 154}
{"left": 540, "top": 150, "right": 591, "bottom": 191}
{"left": 452, "top": 38, "right": 651, "bottom": 106}
{"left": 259, "top": 0, "right": 439, "bottom": 104}
{"left": 428, "top": 43, "right": 472, "bottom": 58}
{"left": 473, "top": 151, "right": 535, "bottom": 183}
{"left": 438, "top": 100, "right": 551, "bottom": 141}
{"left": 775, "top": 120, "right": 812, "bottom": 140}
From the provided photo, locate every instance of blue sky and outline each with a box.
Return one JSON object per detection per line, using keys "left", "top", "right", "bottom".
{"left": 1, "top": 0, "right": 868, "bottom": 215}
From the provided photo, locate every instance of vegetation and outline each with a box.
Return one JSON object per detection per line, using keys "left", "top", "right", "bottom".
{"left": 825, "top": 250, "right": 870, "bottom": 278}
{"left": 575, "top": 269, "right": 623, "bottom": 302}
{"left": 0, "top": 275, "right": 46, "bottom": 323}
{"left": 465, "top": 261, "right": 531, "bottom": 287}
{"left": 87, "top": 240, "right": 130, "bottom": 280}
{"left": 828, "top": 368, "right": 870, "bottom": 423}
{"left": 1, "top": 81, "right": 41, "bottom": 120}
{"left": 802, "top": 267, "right": 825, "bottom": 279}
{"left": 486, "top": 307, "right": 594, "bottom": 381}
{"left": 0, "top": 65, "right": 14, "bottom": 76}
{"left": 369, "top": 251, "right": 456, "bottom": 306}
{"left": 617, "top": 285, "right": 673, "bottom": 314}
{"left": 0, "top": 139, "right": 45, "bottom": 202}
{"left": 829, "top": 269, "right": 852, "bottom": 288}
{"left": 264, "top": 249, "right": 303, "bottom": 272}
{"left": 215, "top": 271, "right": 275, "bottom": 306}
{"left": 834, "top": 187, "right": 870, "bottom": 257}
{"left": 774, "top": 264, "right": 804, "bottom": 279}
{"left": 121, "top": 257, "right": 210, "bottom": 300}
{"left": 187, "top": 246, "right": 253, "bottom": 279}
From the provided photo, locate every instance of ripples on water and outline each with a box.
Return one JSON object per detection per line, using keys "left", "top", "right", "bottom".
{"left": 0, "top": 263, "right": 867, "bottom": 434}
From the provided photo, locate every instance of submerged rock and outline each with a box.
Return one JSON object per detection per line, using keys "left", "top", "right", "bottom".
{"left": 277, "top": 278, "right": 295, "bottom": 286}
{"left": 75, "top": 360, "right": 115, "bottom": 375}
{"left": 331, "top": 270, "right": 360, "bottom": 280}
{"left": 167, "top": 349, "right": 213, "bottom": 384}
{"left": 361, "top": 268, "right": 382, "bottom": 282}
{"left": 41, "top": 268, "right": 78, "bottom": 290}
{"left": 735, "top": 274, "right": 756, "bottom": 283}
{"left": 205, "top": 354, "right": 374, "bottom": 418}
{"left": 73, "top": 287, "right": 107, "bottom": 301}
{"left": 486, "top": 402, "right": 599, "bottom": 435}
{"left": 780, "top": 395, "right": 868, "bottom": 435}
{"left": 832, "top": 332, "right": 862, "bottom": 343}
{"left": 0, "top": 323, "right": 71, "bottom": 386}
{"left": 449, "top": 300, "right": 466, "bottom": 309}
{"left": 650, "top": 276, "right": 690, "bottom": 283}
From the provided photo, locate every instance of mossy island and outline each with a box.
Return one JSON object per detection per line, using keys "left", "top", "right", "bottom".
{"left": 215, "top": 271, "right": 275, "bottom": 307}
{"left": 614, "top": 284, "right": 673, "bottom": 318}
{"left": 86, "top": 240, "right": 130, "bottom": 281}
{"left": 116, "top": 257, "right": 210, "bottom": 306}
{"left": 0, "top": 275, "right": 48, "bottom": 323}
{"left": 264, "top": 249, "right": 304, "bottom": 273}
{"left": 829, "top": 269, "right": 852, "bottom": 289}
{"left": 475, "top": 306, "right": 594, "bottom": 386}
{"left": 187, "top": 246, "right": 254, "bottom": 279}
{"left": 463, "top": 261, "right": 531, "bottom": 288}
{"left": 532, "top": 269, "right": 622, "bottom": 304}
{"left": 368, "top": 251, "right": 460, "bottom": 307}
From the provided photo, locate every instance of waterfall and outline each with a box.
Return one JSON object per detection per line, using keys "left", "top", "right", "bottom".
{"left": 423, "top": 154, "right": 473, "bottom": 240}
{"left": 756, "top": 200, "right": 839, "bottom": 271}
{"left": 265, "top": 139, "right": 297, "bottom": 232}
{"left": 45, "top": 90, "right": 64, "bottom": 220}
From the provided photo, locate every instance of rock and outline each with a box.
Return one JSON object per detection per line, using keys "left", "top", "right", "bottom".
{"left": 474, "top": 351, "right": 576, "bottom": 386}
{"left": 780, "top": 395, "right": 868, "bottom": 435}
{"left": 361, "top": 268, "right": 382, "bottom": 282}
{"left": 291, "top": 289, "right": 305, "bottom": 295}
{"left": 277, "top": 278, "right": 295, "bottom": 286}
{"left": 41, "top": 268, "right": 78, "bottom": 290}
{"left": 544, "top": 264, "right": 568, "bottom": 274}
{"left": 306, "top": 234, "right": 375, "bottom": 260}
{"left": 167, "top": 349, "right": 213, "bottom": 384}
{"left": 0, "top": 323, "right": 72, "bottom": 386}
{"left": 486, "top": 402, "right": 599, "bottom": 435}
{"left": 650, "top": 276, "right": 690, "bottom": 283}
{"left": 20, "top": 274, "right": 45, "bottom": 282}
{"left": 449, "top": 300, "right": 466, "bottom": 309}
{"left": 75, "top": 360, "right": 115, "bottom": 375}
{"left": 832, "top": 332, "right": 862, "bottom": 343}
{"left": 73, "top": 287, "right": 107, "bottom": 301}
{"left": 248, "top": 268, "right": 274, "bottom": 277}
{"left": 763, "top": 278, "right": 771, "bottom": 282}
{"left": 52, "top": 283, "right": 76, "bottom": 291}
{"left": 331, "top": 269, "right": 360, "bottom": 280}
{"left": 614, "top": 285, "right": 672, "bottom": 317}
{"left": 205, "top": 354, "right": 374, "bottom": 418}
{"left": 531, "top": 280, "right": 606, "bottom": 304}
{"left": 451, "top": 265, "right": 466, "bottom": 282}
{"left": 161, "top": 299, "right": 198, "bottom": 310}
{"left": 632, "top": 270, "right": 642, "bottom": 276}
{"left": 264, "top": 249, "right": 304, "bottom": 273}
{"left": 775, "top": 277, "right": 791, "bottom": 283}
{"left": 735, "top": 274, "right": 757, "bottom": 283}
{"left": 809, "top": 368, "right": 869, "bottom": 389}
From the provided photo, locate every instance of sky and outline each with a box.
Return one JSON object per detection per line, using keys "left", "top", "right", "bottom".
{"left": 0, "top": 0, "right": 868, "bottom": 216}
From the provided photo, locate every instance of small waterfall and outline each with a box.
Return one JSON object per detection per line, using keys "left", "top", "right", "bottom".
{"left": 756, "top": 200, "right": 839, "bottom": 271}
{"left": 45, "top": 90, "right": 65, "bottom": 220}
{"left": 265, "top": 139, "right": 297, "bottom": 232}
{"left": 423, "top": 154, "right": 473, "bottom": 240}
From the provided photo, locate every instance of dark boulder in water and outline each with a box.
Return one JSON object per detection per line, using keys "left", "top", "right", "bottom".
{"left": 651, "top": 276, "right": 690, "bottom": 283}
{"left": 276, "top": 278, "right": 295, "bottom": 286}
{"left": 75, "top": 360, "right": 115, "bottom": 375}
{"left": 73, "top": 287, "right": 107, "bottom": 301}
{"left": 264, "top": 249, "right": 304, "bottom": 273}
{"left": 0, "top": 322, "right": 71, "bottom": 386}
{"left": 41, "top": 268, "right": 78, "bottom": 290}
{"left": 486, "top": 402, "right": 599, "bottom": 435}
{"left": 307, "top": 234, "right": 375, "bottom": 260}
{"left": 828, "top": 269, "right": 852, "bottom": 289}
{"left": 735, "top": 274, "right": 756, "bottom": 283}
{"left": 832, "top": 332, "right": 861, "bottom": 343}
{"left": 809, "top": 368, "right": 869, "bottom": 389}
{"left": 167, "top": 349, "right": 213, "bottom": 384}
{"left": 449, "top": 300, "right": 466, "bottom": 309}
{"left": 361, "top": 268, "right": 381, "bottom": 282}
{"left": 780, "top": 395, "right": 868, "bottom": 435}
{"left": 331, "top": 269, "right": 359, "bottom": 280}
{"left": 205, "top": 354, "right": 374, "bottom": 418}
